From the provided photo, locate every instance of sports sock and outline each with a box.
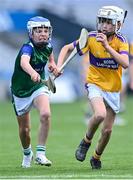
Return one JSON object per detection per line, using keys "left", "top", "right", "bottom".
{"left": 93, "top": 150, "right": 101, "bottom": 160}
{"left": 23, "top": 145, "right": 32, "bottom": 156}
{"left": 84, "top": 134, "right": 91, "bottom": 144}
{"left": 36, "top": 145, "right": 46, "bottom": 155}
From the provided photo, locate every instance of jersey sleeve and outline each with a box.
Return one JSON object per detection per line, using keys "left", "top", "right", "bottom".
{"left": 80, "top": 31, "right": 96, "bottom": 55}
{"left": 20, "top": 44, "right": 33, "bottom": 57}
{"left": 73, "top": 38, "right": 89, "bottom": 56}
{"left": 117, "top": 34, "right": 129, "bottom": 55}
{"left": 119, "top": 42, "right": 129, "bottom": 55}
{"left": 80, "top": 38, "right": 89, "bottom": 55}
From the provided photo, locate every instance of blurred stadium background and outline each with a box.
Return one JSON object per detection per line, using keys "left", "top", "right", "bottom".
{"left": 0, "top": 0, "right": 133, "bottom": 103}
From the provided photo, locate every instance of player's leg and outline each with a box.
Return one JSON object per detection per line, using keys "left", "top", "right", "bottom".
{"left": 86, "top": 97, "right": 107, "bottom": 140}
{"left": 75, "top": 96, "right": 106, "bottom": 162}
{"left": 17, "top": 113, "right": 31, "bottom": 148}
{"left": 12, "top": 94, "right": 33, "bottom": 168}
{"left": 33, "top": 94, "right": 52, "bottom": 166}
{"left": 84, "top": 100, "right": 93, "bottom": 124}
{"left": 17, "top": 113, "right": 33, "bottom": 168}
{"left": 90, "top": 106, "right": 115, "bottom": 169}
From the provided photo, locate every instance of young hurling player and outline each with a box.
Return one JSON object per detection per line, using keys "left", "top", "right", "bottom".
{"left": 56, "top": 6, "right": 129, "bottom": 169}
{"left": 11, "top": 16, "right": 60, "bottom": 168}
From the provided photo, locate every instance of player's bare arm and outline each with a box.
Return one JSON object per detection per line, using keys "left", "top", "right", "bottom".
{"left": 57, "top": 42, "right": 76, "bottom": 68}
{"left": 20, "top": 54, "right": 40, "bottom": 82}
{"left": 48, "top": 52, "right": 61, "bottom": 77}
{"left": 105, "top": 46, "right": 129, "bottom": 68}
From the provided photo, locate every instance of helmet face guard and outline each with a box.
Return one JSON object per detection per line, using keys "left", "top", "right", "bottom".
{"left": 27, "top": 16, "right": 52, "bottom": 45}
{"left": 96, "top": 17, "right": 116, "bottom": 37}
{"left": 96, "top": 6, "right": 127, "bottom": 35}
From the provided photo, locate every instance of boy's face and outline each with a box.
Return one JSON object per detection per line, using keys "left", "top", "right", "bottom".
{"left": 32, "top": 27, "right": 49, "bottom": 45}
{"left": 97, "top": 17, "right": 117, "bottom": 36}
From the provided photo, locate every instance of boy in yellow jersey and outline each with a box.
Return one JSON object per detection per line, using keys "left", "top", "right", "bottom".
{"left": 56, "top": 6, "right": 129, "bottom": 169}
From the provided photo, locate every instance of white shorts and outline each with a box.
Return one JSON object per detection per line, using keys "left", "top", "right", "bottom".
{"left": 12, "top": 86, "right": 50, "bottom": 116}
{"left": 86, "top": 83, "right": 120, "bottom": 113}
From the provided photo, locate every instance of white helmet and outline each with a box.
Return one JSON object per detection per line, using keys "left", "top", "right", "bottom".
{"left": 97, "top": 6, "right": 127, "bottom": 33}
{"left": 27, "top": 16, "right": 52, "bottom": 39}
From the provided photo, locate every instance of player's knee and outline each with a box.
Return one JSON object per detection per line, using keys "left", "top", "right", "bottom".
{"left": 102, "top": 128, "right": 112, "bottom": 137}
{"left": 94, "top": 111, "right": 106, "bottom": 123}
{"left": 40, "top": 111, "right": 51, "bottom": 123}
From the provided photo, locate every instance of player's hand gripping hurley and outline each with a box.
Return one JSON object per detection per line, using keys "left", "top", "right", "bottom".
{"left": 41, "top": 28, "right": 88, "bottom": 93}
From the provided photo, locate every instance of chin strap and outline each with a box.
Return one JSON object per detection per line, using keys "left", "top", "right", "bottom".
{"left": 106, "top": 31, "right": 115, "bottom": 38}
{"left": 31, "top": 39, "right": 48, "bottom": 48}
{"left": 98, "top": 30, "right": 115, "bottom": 38}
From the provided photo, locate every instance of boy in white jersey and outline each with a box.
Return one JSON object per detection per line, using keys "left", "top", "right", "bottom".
{"left": 56, "top": 6, "right": 129, "bottom": 169}
{"left": 11, "top": 16, "right": 60, "bottom": 168}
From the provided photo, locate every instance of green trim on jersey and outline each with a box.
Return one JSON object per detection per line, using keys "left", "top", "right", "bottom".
{"left": 11, "top": 41, "right": 53, "bottom": 97}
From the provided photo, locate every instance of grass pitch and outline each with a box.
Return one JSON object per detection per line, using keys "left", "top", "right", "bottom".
{"left": 0, "top": 96, "right": 133, "bottom": 179}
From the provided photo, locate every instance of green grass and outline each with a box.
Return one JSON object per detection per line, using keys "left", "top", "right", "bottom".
{"left": 0, "top": 96, "right": 133, "bottom": 179}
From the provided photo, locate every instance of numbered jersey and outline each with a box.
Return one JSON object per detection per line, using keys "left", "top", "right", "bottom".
{"left": 11, "top": 41, "right": 53, "bottom": 97}
{"left": 80, "top": 31, "right": 129, "bottom": 92}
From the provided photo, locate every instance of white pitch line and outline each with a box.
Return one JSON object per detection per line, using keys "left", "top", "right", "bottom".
{"left": 0, "top": 174, "right": 133, "bottom": 179}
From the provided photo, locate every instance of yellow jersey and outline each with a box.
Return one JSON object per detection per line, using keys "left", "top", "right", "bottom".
{"left": 78, "top": 31, "right": 129, "bottom": 92}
